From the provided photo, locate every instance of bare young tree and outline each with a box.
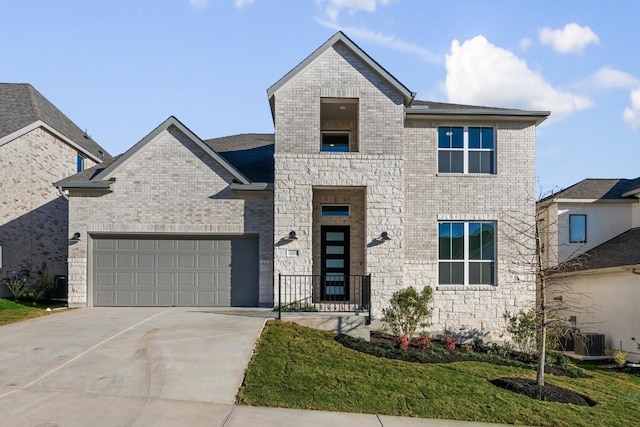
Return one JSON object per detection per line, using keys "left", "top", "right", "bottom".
{"left": 500, "top": 191, "right": 594, "bottom": 387}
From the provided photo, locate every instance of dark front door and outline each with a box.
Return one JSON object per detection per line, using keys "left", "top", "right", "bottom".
{"left": 321, "top": 225, "right": 350, "bottom": 301}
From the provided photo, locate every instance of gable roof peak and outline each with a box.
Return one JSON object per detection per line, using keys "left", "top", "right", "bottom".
{"left": 266, "top": 31, "right": 415, "bottom": 107}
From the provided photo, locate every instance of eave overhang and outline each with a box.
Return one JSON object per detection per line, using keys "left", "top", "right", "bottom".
{"left": 405, "top": 107, "right": 550, "bottom": 126}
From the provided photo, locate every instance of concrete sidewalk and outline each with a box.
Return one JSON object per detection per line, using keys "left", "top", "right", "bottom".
{"left": 220, "top": 405, "right": 512, "bottom": 426}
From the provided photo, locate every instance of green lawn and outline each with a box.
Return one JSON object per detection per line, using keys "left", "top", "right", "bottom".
{"left": 239, "top": 321, "right": 640, "bottom": 427}
{"left": 0, "top": 298, "right": 67, "bottom": 326}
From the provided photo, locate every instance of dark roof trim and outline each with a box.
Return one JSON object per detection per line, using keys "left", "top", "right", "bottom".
{"left": 405, "top": 107, "right": 550, "bottom": 125}
{"left": 230, "top": 182, "right": 272, "bottom": 191}
{"left": 55, "top": 181, "right": 113, "bottom": 190}
{"left": 267, "top": 31, "right": 415, "bottom": 105}
{"left": 91, "top": 116, "right": 251, "bottom": 185}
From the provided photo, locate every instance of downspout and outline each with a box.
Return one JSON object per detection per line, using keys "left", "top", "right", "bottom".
{"left": 56, "top": 185, "right": 69, "bottom": 201}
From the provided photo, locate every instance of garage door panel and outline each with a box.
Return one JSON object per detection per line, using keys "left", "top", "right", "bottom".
{"left": 137, "top": 290, "right": 155, "bottom": 305}
{"left": 137, "top": 240, "right": 155, "bottom": 251}
{"left": 93, "top": 236, "right": 258, "bottom": 307}
{"left": 96, "top": 254, "right": 115, "bottom": 269}
{"left": 116, "top": 254, "right": 135, "bottom": 269}
{"left": 138, "top": 254, "right": 155, "bottom": 268}
{"left": 137, "top": 272, "right": 155, "bottom": 287}
{"left": 178, "top": 255, "right": 196, "bottom": 268}
{"left": 117, "top": 240, "right": 135, "bottom": 251}
{"left": 157, "top": 254, "right": 175, "bottom": 268}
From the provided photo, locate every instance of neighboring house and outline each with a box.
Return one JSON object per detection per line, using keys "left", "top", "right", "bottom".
{"left": 58, "top": 32, "right": 548, "bottom": 338}
{"left": 538, "top": 178, "right": 640, "bottom": 361}
{"left": 0, "top": 83, "right": 111, "bottom": 296}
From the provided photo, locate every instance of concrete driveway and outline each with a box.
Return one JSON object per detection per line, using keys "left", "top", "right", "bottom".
{"left": 0, "top": 307, "right": 270, "bottom": 427}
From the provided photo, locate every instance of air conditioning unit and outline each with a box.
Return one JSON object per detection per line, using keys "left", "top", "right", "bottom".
{"left": 574, "top": 333, "right": 605, "bottom": 356}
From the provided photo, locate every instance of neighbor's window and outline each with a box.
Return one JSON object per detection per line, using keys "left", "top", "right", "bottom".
{"left": 438, "top": 126, "right": 495, "bottom": 174}
{"left": 321, "top": 205, "right": 350, "bottom": 217}
{"left": 76, "top": 154, "right": 85, "bottom": 172}
{"left": 569, "top": 214, "right": 586, "bottom": 243}
{"left": 439, "top": 221, "right": 496, "bottom": 285}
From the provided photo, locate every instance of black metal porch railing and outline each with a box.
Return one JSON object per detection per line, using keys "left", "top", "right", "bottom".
{"left": 277, "top": 274, "right": 371, "bottom": 321}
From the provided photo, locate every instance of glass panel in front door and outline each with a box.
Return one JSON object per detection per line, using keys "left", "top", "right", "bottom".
{"left": 321, "top": 225, "right": 350, "bottom": 301}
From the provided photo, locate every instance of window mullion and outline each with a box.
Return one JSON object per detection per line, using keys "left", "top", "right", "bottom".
{"left": 463, "top": 222, "right": 469, "bottom": 285}
{"left": 463, "top": 127, "right": 469, "bottom": 174}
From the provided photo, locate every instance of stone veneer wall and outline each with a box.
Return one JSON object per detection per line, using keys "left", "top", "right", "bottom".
{"left": 0, "top": 127, "right": 96, "bottom": 294}
{"left": 272, "top": 42, "right": 406, "bottom": 316}
{"left": 67, "top": 126, "right": 273, "bottom": 306}
{"left": 403, "top": 120, "right": 537, "bottom": 338}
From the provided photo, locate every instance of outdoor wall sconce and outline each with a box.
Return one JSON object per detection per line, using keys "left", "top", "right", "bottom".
{"left": 70, "top": 232, "right": 81, "bottom": 241}
{"left": 287, "top": 231, "right": 298, "bottom": 241}
{"left": 378, "top": 231, "right": 391, "bottom": 242}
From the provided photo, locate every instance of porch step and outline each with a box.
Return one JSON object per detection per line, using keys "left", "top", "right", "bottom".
{"left": 279, "top": 313, "right": 370, "bottom": 340}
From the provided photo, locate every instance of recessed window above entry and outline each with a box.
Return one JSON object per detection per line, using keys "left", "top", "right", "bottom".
{"left": 321, "top": 205, "right": 350, "bottom": 217}
{"left": 320, "top": 98, "right": 358, "bottom": 152}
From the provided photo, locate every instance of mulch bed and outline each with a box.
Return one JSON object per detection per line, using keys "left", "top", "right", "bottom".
{"left": 335, "top": 331, "right": 598, "bottom": 405}
{"left": 490, "top": 377, "right": 597, "bottom": 406}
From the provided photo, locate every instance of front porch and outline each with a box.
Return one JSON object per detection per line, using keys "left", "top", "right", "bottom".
{"left": 276, "top": 274, "right": 371, "bottom": 322}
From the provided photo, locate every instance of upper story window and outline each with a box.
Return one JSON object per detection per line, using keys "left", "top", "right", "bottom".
{"left": 569, "top": 214, "right": 586, "bottom": 243}
{"left": 320, "top": 98, "right": 358, "bottom": 152}
{"left": 438, "top": 221, "right": 496, "bottom": 285}
{"left": 76, "top": 154, "right": 85, "bottom": 172}
{"left": 438, "top": 126, "right": 495, "bottom": 174}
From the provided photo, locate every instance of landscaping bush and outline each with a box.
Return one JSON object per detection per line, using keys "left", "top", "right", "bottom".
{"left": 382, "top": 286, "right": 433, "bottom": 338}
{"left": 6, "top": 277, "right": 31, "bottom": 300}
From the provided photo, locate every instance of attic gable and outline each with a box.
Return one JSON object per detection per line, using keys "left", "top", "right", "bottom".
{"left": 92, "top": 116, "right": 251, "bottom": 185}
{"left": 267, "top": 31, "right": 415, "bottom": 113}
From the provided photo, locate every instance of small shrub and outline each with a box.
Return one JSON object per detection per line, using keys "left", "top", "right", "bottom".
{"left": 33, "top": 267, "right": 56, "bottom": 300}
{"left": 486, "top": 342, "right": 514, "bottom": 358}
{"left": 382, "top": 286, "right": 433, "bottom": 337}
{"left": 460, "top": 343, "right": 473, "bottom": 353}
{"left": 416, "top": 335, "right": 431, "bottom": 350}
{"left": 504, "top": 309, "right": 539, "bottom": 355}
{"left": 546, "top": 351, "right": 571, "bottom": 368}
{"left": 6, "top": 277, "right": 32, "bottom": 300}
{"left": 444, "top": 337, "right": 457, "bottom": 351}
{"left": 397, "top": 335, "right": 409, "bottom": 350}
{"left": 614, "top": 351, "right": 628, "bottom": 368}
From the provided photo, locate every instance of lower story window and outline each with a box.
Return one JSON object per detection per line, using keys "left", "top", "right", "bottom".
{"left": 438, "top": 221, "right": 496, "bottom": 285}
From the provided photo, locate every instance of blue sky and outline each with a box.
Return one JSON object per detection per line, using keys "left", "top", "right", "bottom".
{"left": 2, "top": 0, "right": 639, "bottom": 192}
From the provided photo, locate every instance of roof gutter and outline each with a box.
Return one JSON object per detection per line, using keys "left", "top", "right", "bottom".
{"left": 405, "top": 107, "right": 550, "bottom": 125}
{"left": 55, "top": 181, "right": 113, "bottom": 190}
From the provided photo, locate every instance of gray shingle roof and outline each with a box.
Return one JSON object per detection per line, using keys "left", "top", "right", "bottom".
{"left": 54, "top": 155, "right": 121, "bottom": 186}
{"left": 572, "top": 228, "right": 640, "bottom": 271}
{"left": 540, "top": 178, "right": 640, "bottom": 202}
{"left": 410, "top": 99, "right": 498, "bottom": 110}
{"left": 204, "top": 134, "right": 274, "bottom": 183}
{"left": 0, "top": 83, "right": 111, "bottom": 161}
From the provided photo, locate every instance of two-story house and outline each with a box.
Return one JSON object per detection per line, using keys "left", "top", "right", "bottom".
{"left": 58, "top": 32, "right": 548, "bottom": 338}
{"left": 538, "top": 178, "right": 640, "bottom": 361}
{"left": 0, "top": 83, "right": 111, "bottom": 296}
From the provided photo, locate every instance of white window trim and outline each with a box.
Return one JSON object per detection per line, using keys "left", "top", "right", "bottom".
{"left": 438, "top": 221, "right": 496, "bottom": 286}
{"left": 437, "top": 125, "right": 496, "bottom": 174}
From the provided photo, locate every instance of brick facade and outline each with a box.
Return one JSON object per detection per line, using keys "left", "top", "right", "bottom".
{"left": 0, "top": 127, "right": 96, "bottom": 293}
{"left": 271, "top": 39, "right": 539, "bottom": 338}
{"left": 66, "top": 126, "right": 273, "bottom": 306}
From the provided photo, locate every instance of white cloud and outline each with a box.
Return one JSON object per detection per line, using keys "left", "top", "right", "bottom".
{"left": 235, "top": 0, "right": 254, "bottom": 7}
{"left": 319, "top": 0, "right": 391, "bottom": 22}
{"left": 590, "top": 67, "right": 639, "bottom": 89}
{"left": 623, "top": 87, "right": 640, "bottom": 130}
{"left": 317, "top": 19, "right": 441, "bottom": 64}
{"left": 538, "top": 23, "right": 599, "bottom": 54}
{"left": 188, "top": 0, "right": 208, "bottom": 8}
{"left": 519, "top": 37, "right": 532, "bottom": 51}
{"left": 444, "top": 35, "right": 592, "bottom": 118}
